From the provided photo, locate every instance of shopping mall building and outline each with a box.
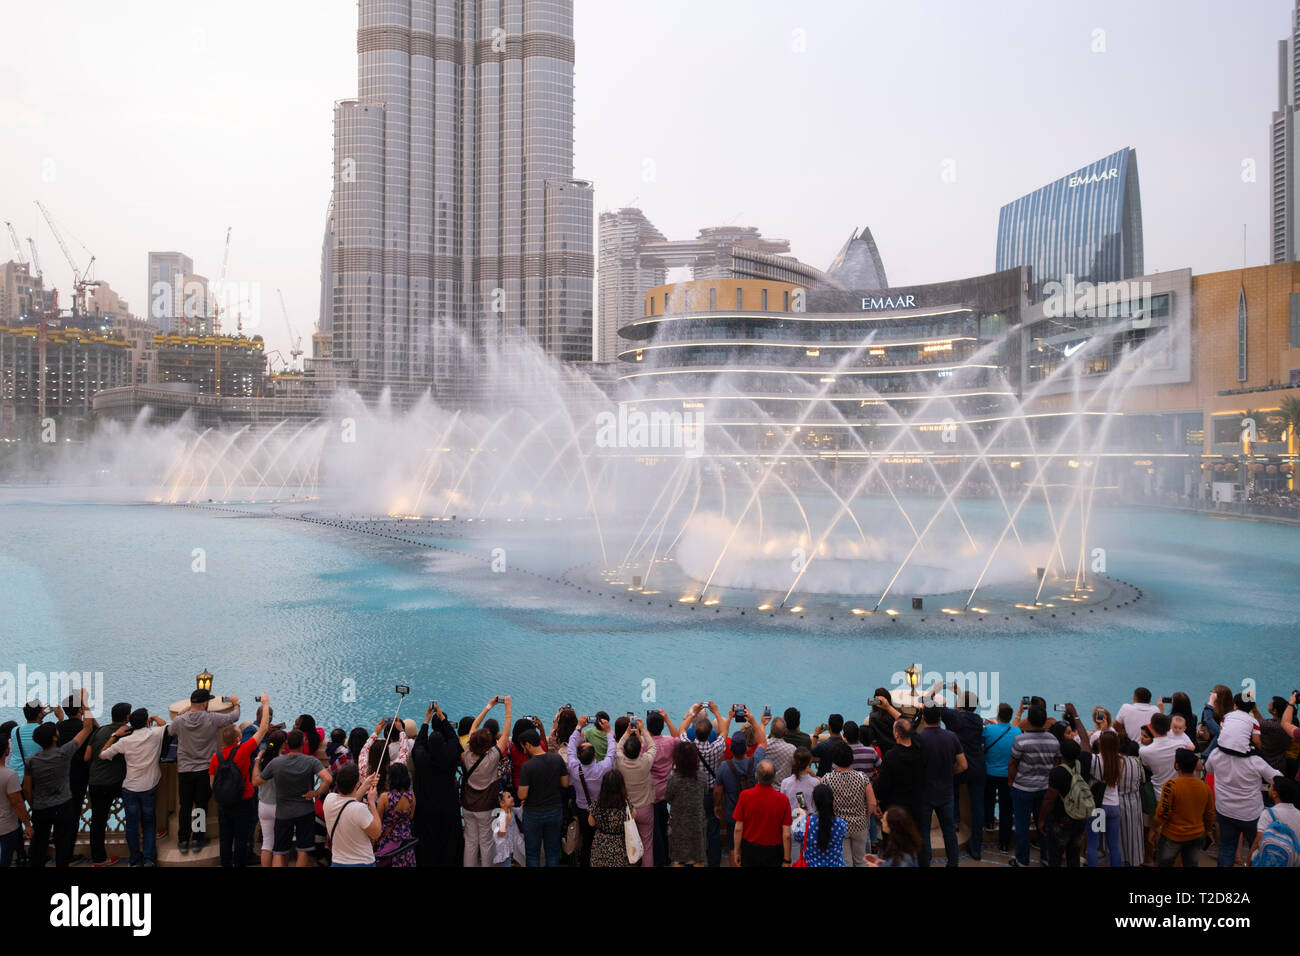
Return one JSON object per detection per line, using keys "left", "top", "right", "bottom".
{"left": 614, "top": 263, "right": 1300, "bottom": 498}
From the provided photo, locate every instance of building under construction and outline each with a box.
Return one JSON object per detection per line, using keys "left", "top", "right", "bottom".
{"left": 0, "top": 311, "right": 129, "bottom": 437}
{"left": 153, "top": 332, "right": 266, "bottom": 397}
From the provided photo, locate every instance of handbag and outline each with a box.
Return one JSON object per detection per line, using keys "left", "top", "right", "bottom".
{"left": 1139, "top": 773, "right": 1157, "bottom": 815}
{"left": 624, "top": 804, "right": 644, "bottom": 864}
{"left": 792, "top": 813, "right": 809, "bottom": 867}
{"left": 562, "top": 816, "right": 581, "bottom": 855}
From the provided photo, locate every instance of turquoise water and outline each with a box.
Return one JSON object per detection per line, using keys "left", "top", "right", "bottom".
{"left": 1, "top": 496, "right": 1297, "bottom": 731}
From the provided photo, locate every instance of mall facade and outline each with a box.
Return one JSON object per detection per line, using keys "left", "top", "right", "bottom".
{"left": 615, "top": 261, "right": 1300, "bottom": 498}
{"left": 616, "top": 270, "right": 1041, "bottom": 462}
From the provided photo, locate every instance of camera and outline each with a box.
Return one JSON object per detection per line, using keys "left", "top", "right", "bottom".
{"left": 395, "top": 684, "right": 410, "bottom": 696}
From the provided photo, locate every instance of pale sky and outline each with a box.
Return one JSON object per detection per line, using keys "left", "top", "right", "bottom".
{"left": 0, "top": 0, "right": 1290, "bottom": 362}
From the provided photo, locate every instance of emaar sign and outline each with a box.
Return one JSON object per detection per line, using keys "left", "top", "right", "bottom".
{"left": 1068, "top": 167, "right": 1118, "bottom": 188}
{"left": 861, "top": 294, "right": 916, "bottom": 311}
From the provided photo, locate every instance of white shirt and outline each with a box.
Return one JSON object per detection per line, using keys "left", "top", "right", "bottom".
{"left": 1116, "top": 702, "right": 1160, "bottom": 740}
{"left": 97, "top": 726, "right": 166, "bottom": 792}
{"left": 492, "top": 806, "right": 524, "bottom": 866}
{"left": 323, "top": 792, "right": 376, "bottom": 865}
{"left": 1217, "top": 711, "right": 1259, "bottom": 753}
{"left": 1205, "top": 750, "right": 1275, "bottom": 821}
{"left": 1139, "top": 735, "right": 1193, "bottom": 792}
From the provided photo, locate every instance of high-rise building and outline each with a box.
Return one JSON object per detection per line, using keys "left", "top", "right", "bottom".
{"left": 323, "top": 0, "right": 594, "bottom": 398}
{"left": 597, "top": 209, "right": 666, "bottom": 365}
{"left": 995, "top": 148, "right": 1143, "bottom": 297}
{"left": 1271, "top": 0, "right": 1300, "bottom": 264}
{"left": 147, "top": 251, "right": 194, "bottom": 333}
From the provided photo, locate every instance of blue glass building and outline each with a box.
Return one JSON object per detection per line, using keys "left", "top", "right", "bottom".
{"left": 995, "top": 148, "right": 1144, "bottom": 297}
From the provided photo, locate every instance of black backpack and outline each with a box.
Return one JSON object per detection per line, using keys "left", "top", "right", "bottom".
{"left": 212, "top": 746, "right": 246, "bottom": 808}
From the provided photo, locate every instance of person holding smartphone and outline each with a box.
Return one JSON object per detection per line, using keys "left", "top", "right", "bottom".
{"left": 615, "top": 716, "right": 658, "bottom": 865}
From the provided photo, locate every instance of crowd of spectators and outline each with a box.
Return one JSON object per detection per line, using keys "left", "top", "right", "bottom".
{"left": 3, "top": 680, "right": 1298, "bottom": 869}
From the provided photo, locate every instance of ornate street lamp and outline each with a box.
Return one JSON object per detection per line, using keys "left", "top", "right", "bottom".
{"left": 196, "top": 668, "right": 213, "bottom": 694}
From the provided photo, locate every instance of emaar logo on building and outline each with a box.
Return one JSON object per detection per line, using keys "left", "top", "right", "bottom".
{"left": 1068, "top": 167, "right": 1119, "bottom": 188}
{"left": 861, "top": 294, "right": 917, "bottom": 311}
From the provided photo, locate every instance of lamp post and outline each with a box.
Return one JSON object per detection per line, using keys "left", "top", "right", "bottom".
{"left": 904, "top": 663, "right": 920, "bottom": 708}
{"left": 196, "top": 668, "right": 213, "bottom": 695}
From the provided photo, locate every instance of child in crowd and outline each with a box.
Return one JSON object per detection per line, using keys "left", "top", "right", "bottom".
{"left": 491, "top": 791, "right": 524, "bottom": 867}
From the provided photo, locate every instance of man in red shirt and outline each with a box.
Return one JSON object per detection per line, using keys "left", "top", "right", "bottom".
{"left": 208, "top": 694, "right": 271, "bottom": 867}
{"left": 731, "top": 760, "right": 792, "bottom": 867}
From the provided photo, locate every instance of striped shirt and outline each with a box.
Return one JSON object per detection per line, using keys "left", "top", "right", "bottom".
{"left": 1010, "top": 730, "right": 1060, "bottom": 792}
{"left": 850, "top": 743, "right": 879, "bottom": 782}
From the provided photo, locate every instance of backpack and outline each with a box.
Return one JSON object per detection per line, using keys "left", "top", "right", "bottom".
{"left": 212, "top": 745, "right": 246, "bottom": 808}
{"left": 1251, "top": 808, "right": 1300, "bottom": 867}
{"left": 728, "top": 757, "right": 755, "bottom": 795}
{"left": 1060, "top": 761, "right": 1095, "bottom": 821}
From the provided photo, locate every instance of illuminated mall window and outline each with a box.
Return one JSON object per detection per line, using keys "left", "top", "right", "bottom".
{"left": 1290, "top": 293, "right": 1300, "bottom": 348}
{"left": 709, "top": 287, "right": 716, "bottom": 310}
{"left": 761, "top": 289, "right": 768, "bottom": 311}
{"left": 736, "top": 287, "right": 743, "bottom": 311}
{"left": 783, "top": 290, "right": 790, "bottom": 311}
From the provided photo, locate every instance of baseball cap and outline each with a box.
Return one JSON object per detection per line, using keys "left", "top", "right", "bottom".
{"left": 191, "top": 689, "right": 214, "bottom": 703}
{"left": 730, "top": 731, "right": 748, "bottom": 757}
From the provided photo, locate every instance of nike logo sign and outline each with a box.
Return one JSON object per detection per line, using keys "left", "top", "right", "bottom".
{"left": 1062, "top": 341, "right": 1086, "bottom": 357}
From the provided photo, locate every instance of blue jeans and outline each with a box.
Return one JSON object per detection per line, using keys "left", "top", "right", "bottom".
{"left": 522, "top": 807, "right": 562, "bottom": 867}
{"left": 1086, "top": 804, "right": 1123, "bottom": 866}
{"left": 1216, "top": 812, "right": 1257, "bottom": 868}
{"left": 954, "top": 769, "right": 985, "bottom": 858}
{"left": 919, "top": 800, "right": 959, "bottom": 867}
{"left": 1012, "top": 787, "right": 1045, "bottom": 865}
{"left": 0, "top": 827, "right": 21, "bottom": 868}
{"left": 121, "top": 786, "right": 158, "bottom": 866}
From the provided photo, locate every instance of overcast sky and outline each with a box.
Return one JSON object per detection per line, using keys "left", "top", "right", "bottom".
{"left": 0, "top": 0, "right": 1290, "bottom": 361}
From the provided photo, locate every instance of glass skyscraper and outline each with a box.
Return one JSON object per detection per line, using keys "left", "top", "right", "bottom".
{"left": 995, "top": 148, "right": 1143, "bottom": 297}
{"left": 323, "top": 0, "right": 594, "bottom": 396}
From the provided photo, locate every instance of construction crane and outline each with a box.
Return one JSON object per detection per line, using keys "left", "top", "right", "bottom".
{"left": 4, "top": 222, "right": 26, "bottom": 266}
{"left": 34, "top": 200, "right": 98, "bottom": 316}
{"left": 277, "top": 289, "right": 303, "bottom": 367}
{"left": 26, "top": 238, "right": 42, "bottom": 278}
{"left": 211, "top": 226, "right": 232, "bottom": 396}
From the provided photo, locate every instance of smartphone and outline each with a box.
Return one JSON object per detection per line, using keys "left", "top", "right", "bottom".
{"left": 1053, "top": 703, "right": 1066, "bottom": 713}
{"left": 733, "top": 704, "right": 746, "bottom": 719}
{"left": 763, "top": 705, "right": 772, "bottom": 719}
{"left": 429, "top": 700, "right": 437, "bottom": 712}
{"left": 220, "top": 695, "right": 232, "bottom": 703}
{"left": 626, "top": 711, "right": 636, "bottom": 723}
{"left": 796, "top": 791, "right": 806, "bottom": 810}
{"left": 1021, "top": 696, "right": 1031, "bottom": 706}
{"left": 395, "top": 684, "right": 410, "bottom": 696}
{"left": 646, "top": 710, "right": 656, "bottom": 723}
